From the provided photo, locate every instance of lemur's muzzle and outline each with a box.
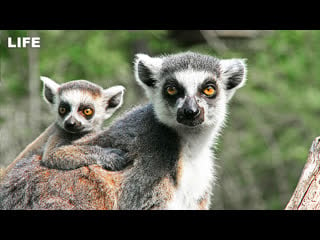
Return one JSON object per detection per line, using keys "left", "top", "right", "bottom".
{"left": 177, "top": 97, "right": 204, "bottom": 127}
{"left": 64, "top": 116, "right": 84, "bottom": 133}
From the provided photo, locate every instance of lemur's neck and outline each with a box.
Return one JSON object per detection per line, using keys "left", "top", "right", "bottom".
{"left": 164, "top": 117, "right": 219, "bottom": 210}
{"left": 176, "top": 124, "right": 221, "bottom": 151}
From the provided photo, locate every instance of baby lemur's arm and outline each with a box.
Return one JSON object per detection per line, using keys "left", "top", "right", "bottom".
{"left": 40, "top": 131, "right": 130, "bottom": 171}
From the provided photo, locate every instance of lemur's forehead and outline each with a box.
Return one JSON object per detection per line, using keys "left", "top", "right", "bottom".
{"left": 174, "top": 70, "right": 214, "bottom": 92}
{"left": 58, "top": 80, "right": 102, "bottom": 98}
{"left": 160, "top": 52, "right": 220, "bottom": 78}
{"left": 59, "top": 89, "right": 99, "bottom": 107}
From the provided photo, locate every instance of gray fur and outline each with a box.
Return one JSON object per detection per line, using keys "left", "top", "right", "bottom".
{"left": 160, "top": 51, "right": 221, "bottom": 79}
{"left": 90, "top": 104, "right": 181, "bottom": 209}
{"left": 58, "top": 80, "right": 103, "bottom": 96}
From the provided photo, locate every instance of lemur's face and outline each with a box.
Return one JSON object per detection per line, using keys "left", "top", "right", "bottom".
{"left": 41, "top": 77, "right": 125, "bottom": 134}
{"left": 135, "top": 52, "right": 247, "bottom": 130}
{"left": 55, "top": 88, "right": 103, "bottom": 133}
{"left": 157, "top": 69, "right": 221, "bottom": 128}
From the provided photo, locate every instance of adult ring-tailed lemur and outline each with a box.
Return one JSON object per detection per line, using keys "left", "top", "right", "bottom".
{"left": 0, "top": 51, "right": 247, "bottom": 210}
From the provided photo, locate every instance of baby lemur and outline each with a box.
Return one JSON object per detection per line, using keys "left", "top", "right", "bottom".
{"left": 39, "top": 76, "right": 128, "bottom": 170}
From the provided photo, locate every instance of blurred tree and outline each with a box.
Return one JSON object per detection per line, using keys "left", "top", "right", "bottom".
{"left": 28, "top": 30, "right": 40, "bottom": 132}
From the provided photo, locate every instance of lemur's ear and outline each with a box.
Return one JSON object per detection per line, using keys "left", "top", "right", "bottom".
{"left": 103, "top": 85, "right": 125, "bottom": 119}
{"left": 40, "top": 76, "right": 60, "bottom": 104}
{"left": 219, "top": 59, "right": 247, "bottom": 101}
{"left": 134, "top": 53, "right": 163, "bottom": 88}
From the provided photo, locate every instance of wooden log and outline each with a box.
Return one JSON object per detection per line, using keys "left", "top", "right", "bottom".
{"left": 285, "top": 136, "right": 320, "bottom": 210}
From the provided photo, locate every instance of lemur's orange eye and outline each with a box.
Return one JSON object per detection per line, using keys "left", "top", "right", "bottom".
{"left": 59, "top": 107, "right": 66, "bottom": 114}
{"left": 203, "top": 86, "right": 216, "bottom": 97}
{"left": 83, "top": 108, "right": 93, "bottom": 116}
{"left": 167, "top": 86, "right": 177, "bottom": 95}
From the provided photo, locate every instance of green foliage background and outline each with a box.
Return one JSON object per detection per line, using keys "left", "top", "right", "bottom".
{"left": 0, "top": 30, "right": 319, "bottom": 209}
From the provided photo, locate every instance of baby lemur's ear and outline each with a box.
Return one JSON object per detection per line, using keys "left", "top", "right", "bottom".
{"left": 40, "top": 76, "right": 60, "bottom": 105}
{"left": 103, "top": 85, "right": 125, "bottom": 119}
{"left": 219, "top": 58, "right": 247, "bottom": 101}
{"left": 134, "top": 53, "right": 163, "bottom": 89}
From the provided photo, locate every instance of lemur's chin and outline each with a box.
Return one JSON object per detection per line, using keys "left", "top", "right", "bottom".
{"left": 177, "top": 119, "right": 204, "bottom": 127}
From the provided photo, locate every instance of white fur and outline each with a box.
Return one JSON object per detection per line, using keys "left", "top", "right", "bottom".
{"left": 174, "top": 70, "right": 212, "bottom": 96}
{"left": 166, "top": 131, "right": 217, "bottom": 210}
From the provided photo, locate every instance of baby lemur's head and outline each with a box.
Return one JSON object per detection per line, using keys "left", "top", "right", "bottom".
{"left": 134, "top": 51, "right": 247, "bottom": 131}
{"left": 41, "top": 76, "right": 125, "bottom": 134}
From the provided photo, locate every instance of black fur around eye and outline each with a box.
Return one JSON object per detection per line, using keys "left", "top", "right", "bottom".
{"left": 163, "top": 78, "right": 184, "bottom": 96}
{"left": 162, "top": 81, "right": 185, "bottom": 106}
{"left": 58, "top": 102, "right": 71, "bottom": 117}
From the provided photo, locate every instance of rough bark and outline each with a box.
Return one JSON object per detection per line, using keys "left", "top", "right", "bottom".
{"left": 285, "top": 136, "right": 320, "bottom": 210}
{"left": 0, "top": 153, "right": 124, "bottom": 210}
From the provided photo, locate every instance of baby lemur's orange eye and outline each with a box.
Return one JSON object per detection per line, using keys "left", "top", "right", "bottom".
{"left": 203, "top": 86, "right": 216, "bottom": 97}
{"left": 167, "top": 86, "right": 177, "bottom": 96}
{"left": 83, "top": 108, "right": 93, "bottom": 116}
{"left": 59, "top": 107, "right": 66, "bottom": 114}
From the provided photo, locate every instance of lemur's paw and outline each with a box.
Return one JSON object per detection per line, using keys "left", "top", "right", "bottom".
{"left": 97, "top": 148, "right": 129, "bottom": 171}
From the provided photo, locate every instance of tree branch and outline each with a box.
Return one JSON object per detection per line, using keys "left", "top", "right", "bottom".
{"left": 285, "top": 136, "right": 320, "bottom": 210}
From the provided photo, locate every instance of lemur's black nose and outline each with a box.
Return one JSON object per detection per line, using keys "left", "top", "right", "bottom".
{"left": 65, "top": 121, "right": 75, "bottom": 128}
{"left": 184, "top": 107, "right": 200, "bottom": 118}
{"left": 64, "top": 117, "right": 82, "bottom": 132}
{"left": 182, "top": 97, "right": 200, "bottom": 119}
